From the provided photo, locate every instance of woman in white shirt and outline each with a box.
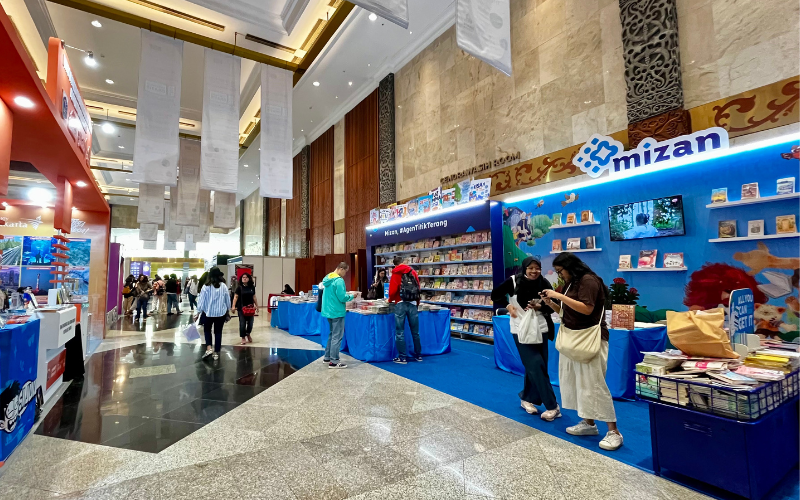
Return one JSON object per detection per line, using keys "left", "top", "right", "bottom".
{"left": 187, "top": 276, "right": 199, "bottom": 311}
{"left": 195, "top": 267, "right": 231, "bottom": 360}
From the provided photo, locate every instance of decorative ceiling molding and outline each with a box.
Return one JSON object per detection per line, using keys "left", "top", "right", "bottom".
{"left": 82, "top": 88, "right": 203, "bottom": 122}
{"left": 281, "top": 0, "right": 313, "bottom": 35}
{"left": 180, "top": 0, "right": 286, "bottom": 34}
{"left": 23, "top": 0, "right": 57, "bottom": 45}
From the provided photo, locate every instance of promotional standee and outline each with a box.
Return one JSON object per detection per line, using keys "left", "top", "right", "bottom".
{"left": 0, "top": 320, "right": 40, "bottom": 466}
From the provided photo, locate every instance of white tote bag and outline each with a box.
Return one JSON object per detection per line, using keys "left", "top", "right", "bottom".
{"left": 509, "top": 276, "right": 543, "bottom": 344}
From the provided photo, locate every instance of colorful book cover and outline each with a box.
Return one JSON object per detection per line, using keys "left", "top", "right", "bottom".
{"left": 741, "top": 182, "right": 759, "bottom": 199}
{"left": 777, "top": 177, "right": 796, "bottom": 195}
{"left": 397, "top": 203, "right": 408, "bottom": 219}
{"left": 429, "top": 187, "right": 442, "bottom": 211}
{"left": 369, "top": 209, "right": 379, "bottom": 225}
{"left": 711, "top": 187, "right": 728, "bottom": 204}
{"left": 566, "top": 213, "right": 577, "bottom": 224}
{"left": 469, "top": 179, "right": 491, "bottom": 201}
{"left": 611, "top": 304, "right": 636, "bottom": 330}
{"left": 638, "top": 250, "right": 658, "bottom": 268}
{"left": 718, "top": 220, "right": 737, "bottom": 238}
{"left": 748, "top": 219, "right": 764, "bottom": 237}
{"left": 389, "top": 206, "right": 399, "bottom": 220}
{"left": 618, "top": 255, "right": 632, "bottom": 269}
{"left": 407, "top": 199, "right": 418, "bottom": 217}
{"left": 580, "top": 210, "right": 593, "bottom": 223}
{"left": 776, "top": 214, "right": 797, "bottom": 234}
{"left": 585, "top": 236, "right": 595, "bottom": 249}
{"left": 567, "top": 238, "right": 581, "bottom": 250}
{"left": 663, "top": 252, "right": 684, "bottom": 268}
{"left": 552, "top": 239, "right": 562, "bottom": 252}
{"left": 442, "top": 188, "right": 456, "bottom": 208}
{"left": 418, "top": 195, "right": 432, "bottom": 213}
{"left": 379, "top": 209, "right": 391, "bottom": 223}
{"left": 552, "top": 213, "right": 562, "bottom": 226}
{"left": 454, "top": 179, "right": 471, "bottom": 204}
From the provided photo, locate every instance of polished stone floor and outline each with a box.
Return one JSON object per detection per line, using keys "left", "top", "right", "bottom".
{"left": 0, "top": 311, "right": 711, "bottom": 499}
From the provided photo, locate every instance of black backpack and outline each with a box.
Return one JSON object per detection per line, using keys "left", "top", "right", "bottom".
{"left": 399, "top": 272, "right": 420, "bottom": 302}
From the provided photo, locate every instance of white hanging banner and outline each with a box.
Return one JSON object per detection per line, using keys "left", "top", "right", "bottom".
{"left": 163, "top": 239, "right": 177, "bottom": 251}
{"left": 165, "top": 194, "right": 185, "bottom": 242}
{"left": 213, "top": 191, "right": 236, "bottom": 229}
{"left": 456, "top": 0, "right": 512, "bottom": 76}
{"left": 132, "top": 30, "right": 183, "bottom": 186}
{"left": 139, "top": 223, "right": 158, "bottom": 241}
{"left": 143, "top": 240, "right": 157, "bottom": 250}
{"left": 200, "top": 49, "right": 241, "bottom": 193}
{"left": 184, "top": 230, "right": 196, "bottom": 251}
{"left": 351, "top": 0, "right": 409, "bottom": 29}
{"left": 137, "top": 183, "right": 165, "bottom": 224}
{"left": 260, "top": 65, "right": 293, "bottom": 199}
{"left": 177, "top": 138, "right": 202, "bottom": 225}
{"left": 195, "top": 190, "right": 212, "bottom": 242}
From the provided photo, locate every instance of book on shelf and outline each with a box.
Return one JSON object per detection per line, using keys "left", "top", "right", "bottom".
{"left": 369, "top": 209, "right": 379, "bottom": 225}
{"left": 748, "top": 219, "right": 764, "bottom": 237}
{"left": 585, "top": 236, "right": 596, "bottom": 249}
{"left": 407, "top": 199, "right": 418, "bottom": 216}
{"left": 618, "top": 255, "right": 632, "bottom": 269}
{"left": 418, "top": 195, "right": 432, "bottom": 213}
{"left": 397, "top": 204, "right": 408, "bottom": 218}
{"left": 635, "top": 363, "right": 667, "bottom": 376}
{"left": 777, "top": 177, "right": 796, "bottom": 195}
{"left": 580, "top": 210, "right": 594, "bottom": 223}
{"left": 552, "top": 239, "right": 562, "bottom": 252}
{"left": 433, "top": 240, "right": 440, "bottom": 248}
{"left": 566, "top": 238, "right": 581, "bottom": 250}
{"left": 718, "top": 220, "right": 737, "bottom": 238}
{"left": 566, "top": 213, "right": 577, "bottom": 224}
{"left": 711, "top": 187, "right": 728, "bottom": 204}
{"left": 663, "top": 252, "right": 684, "bottom": 268}
{"left": 379, "top": 209, "right": 390, "bottom": 223}
{"left": 611, "top": 304, "right": 635, "bottom": 330}
{"left": 776, "top": 214, "right": 797, "bottom": 234}
{"left": 638, "top": 250, "right": 657, "bottom": 268}
{"left": 552, "top": 213, "right": 562, "bottom": 225}
{"left": 741, "top": 182, "right": 759, "bottom": 199}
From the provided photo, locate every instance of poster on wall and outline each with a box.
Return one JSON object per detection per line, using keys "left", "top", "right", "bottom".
{"left": 130, "top": 261, "right": 150, "bottom": 278}
{"left": 131, "top": 30, "right": 183, "bottom": 187}
{"left": 259, "top": 64, "right": 293, "bottom": 199}
{"left": 200, "top": 49, "right": 241, "bottom": 193}
{"left": 20, "top": 266, "right": 54, "bottom": 295}
{"left": 0, "top": 235, "right": 23, "bottom": 265}
{"left": 137, "top": 183, "right": 165, "bottom": 224}
{"left": 68, "top": 238, "right": 91, "bottom": 267}
{"left": 0, "top": 266, "right": 20, "bottom": 287}
{"left": 456, "top": 0, "right": 512, "bottom": 76}
{"left": 66, "top": 267, "right": 89, "bottom": 300}
{"left": 22, "top": 237, "right": 54, "bottom": 265}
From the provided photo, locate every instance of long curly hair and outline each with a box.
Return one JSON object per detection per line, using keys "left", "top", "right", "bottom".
{"left": 683, "top": 263, "right": 767, "bottom": 310}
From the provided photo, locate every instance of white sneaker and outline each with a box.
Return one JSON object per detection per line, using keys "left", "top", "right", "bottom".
{"left": 566, "top": 420, "right": 599, "bottom": 436}
{"left": 599, "top": 430, "right": 623, "bottom": 451}
{"left": 520, "top": 400, "right": 538, "bottom": 415}
{"left": 540, "top": 406, "right": 562, "bottom": 422}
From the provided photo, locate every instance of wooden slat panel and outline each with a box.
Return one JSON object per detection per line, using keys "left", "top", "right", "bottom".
{"left": 267, "top": 198, "right": 281, "bottom": 256}
{"left": 344, "top": 90, "right": 379, "bottom": 255}
{"left": 309, "top": 127, "right": 334, "bottom": 257}
{"left": 285, "top": 155, "right": 304, "bottom": 258}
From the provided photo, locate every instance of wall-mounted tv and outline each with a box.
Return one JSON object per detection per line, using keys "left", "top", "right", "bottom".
{"left": 608, "top": 195, "right": 685, "bottom": 241}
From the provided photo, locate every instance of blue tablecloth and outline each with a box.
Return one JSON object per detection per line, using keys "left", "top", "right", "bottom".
{"left": 286, "top": 302, "right": 322, "bottom": 336}
{"left": 344, "top": 309, "right": 452, "bottom": 362}
{"left": 270, "top": 300, "right": 291, "bottom": 330}
{"left": 0, "top": 320, "right": 40, "bottom": 463}
{"left": 493, "top": 315, "right": 667, "bottom": 399}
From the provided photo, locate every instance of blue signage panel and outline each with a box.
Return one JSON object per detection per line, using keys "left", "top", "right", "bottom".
{"left": 366, "top": 201, "right": 491, "bottom": 247}
{"left": 0, "top": 320, "right": 40, "bottom": 464}
{"left": 729, "top": 288, "right": 755, "bottom": 345}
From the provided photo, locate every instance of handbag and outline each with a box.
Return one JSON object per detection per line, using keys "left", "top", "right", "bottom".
{"left": 555, "top": 285, "right": 603, "bottom": 363}
{"left": 666, "top": 308, "right": 739, "bottom": 358}
{"left": 242, "top": 304, "right": 257, "bottom": 316}
{"left": 183, "top": 322, "right": 201, "bottom": 341}
{"left": 508, "top": 276, "right": 543, "bottom": 344}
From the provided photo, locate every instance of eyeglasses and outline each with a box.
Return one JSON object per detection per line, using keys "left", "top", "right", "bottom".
{"left": 555, "top": 268, "right": 566, "bottom": 276}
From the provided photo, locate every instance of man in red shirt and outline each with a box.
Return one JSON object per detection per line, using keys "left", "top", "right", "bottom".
{"left": 388, "top": 256, "right": 422, "bottom": 364}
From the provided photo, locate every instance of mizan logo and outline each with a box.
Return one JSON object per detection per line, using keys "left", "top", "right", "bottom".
{"left": 572, "top": 127, "right": 730, "bottom": 179}
{"left": 0, "top": 380, "right": 36, "bottom": 433}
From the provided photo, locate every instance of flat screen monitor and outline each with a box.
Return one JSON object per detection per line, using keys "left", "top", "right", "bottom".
{"left": 608, "top": 195, "right": 685, "bottom": 241}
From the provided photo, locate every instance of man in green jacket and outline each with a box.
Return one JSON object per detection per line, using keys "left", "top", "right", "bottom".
{"left": 321, "top": 262, "right": 359, "bottom": 369}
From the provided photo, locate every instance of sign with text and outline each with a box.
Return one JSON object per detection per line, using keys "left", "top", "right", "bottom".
{"left": 729, "top": 288, "right": 755, "bottom": 345}
{"left": 367, "top": 201, "right": 491, "bottom": 246}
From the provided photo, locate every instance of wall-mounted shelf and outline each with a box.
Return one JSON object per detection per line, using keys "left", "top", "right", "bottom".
{"left": 450, "top": 317, "right": 493, "bottom": 325}
{"left": 375, "top": 241, "right": 491, "bottom": 256}
{"left": 421, "top": 288, "right": 492, "bottom": 293}
{"left": 550, "top": 248, "right": 602, "bottom": 254}
{"left": 417, "top": 274, "right": 493, "bottom": 279}
{"left": 706, "top": 192, "right": 800, "bottom": 209}
{"left": 708, "top": 233, "right": 800, "bottom": 243}
{"left": 551, "top": 221, "right": 601, "bottom": 229}
{"left": 618, "top": 267, "right": 688, "bottom": 272}
{"left": 422, "top": 300, "right": 493, "bottom": 309}
{"left": 376, "top": 259, "right": 492, "bottom": 268}
{"left": 453, "top": 330, "right": 495, "bottom": 340}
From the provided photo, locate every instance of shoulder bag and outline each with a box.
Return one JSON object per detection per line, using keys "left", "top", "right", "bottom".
{"left": 555, "top": 284, "right": 603, "bottom": 363}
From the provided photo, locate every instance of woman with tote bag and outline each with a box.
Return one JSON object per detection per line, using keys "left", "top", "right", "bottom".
{"left": 491, "top": 257, "right": 560, "bottom": 421}
{"left": 540, "top": 252, "right": 623, "bottom": 451}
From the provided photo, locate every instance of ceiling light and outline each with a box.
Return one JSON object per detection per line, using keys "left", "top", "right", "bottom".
{"left": 1, "top": 202, "right": 8, "bottom": 207}
{"left": 335, "top": 96, "right": 338, "bottom": 99}
{"left": 368, "top": 13, "right": 377, "bottom": 21}
{"left": 130, "top": 198, "right": 134, "bottom": 201}
{"left": 300, "top": 129, "right": 303, "bottom": 132}
{"left": 348, "top": 82, "right": 353, "bottom": 86}
{"left": 91, "top": 20, "right": 102, "bottom": 28}
{"left": 84, "top": 52, "right": 98, "bottom": 68}
{"left": 244, "top": 164, "right": 249, "bottom": 167}
{"left": 76, "top": 181, "right": 87, "bottom": 187}
{"left": 313, "top": 81, "right": 320, "bottom": 87}
{"left": 368, "top": 64, "right": 370, "bottom": 67}
{"left": 13, "top": 96, "right": 34, "bottom": 108}
{"left": 410, "top": 32, "right": 413, "bottom": 34}
{"left": 125, "top": 178, "right": 130, "bottom": 181}
{"left": 118, "top": 145, "right": 125, "bottom": 149}
{"left": 102, "top": 122, "right": 115, "bottom": 134}
{"left": 105, "top": 79, "right": 114, "bottom": 85}
{"left": 28, "top": 187, "right": 52, "bottom": 202}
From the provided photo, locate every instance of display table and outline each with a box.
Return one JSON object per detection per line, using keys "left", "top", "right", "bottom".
{"left": 0, "top": 319, "right": 40, "bottom": 465}
{"left": 493, "top": 315, "right": 668, "bottom": 399}
{"left": 343, "top": 309, "right": 451, "bottom": 362}
{"left": 270, "top": 300, "right": 291, "bottom": 330}
{"left": 34, "top": 306, "right": 76, "bottom": 403}
{"left": 286, "top": 302, "right": 322, "bottom": 337}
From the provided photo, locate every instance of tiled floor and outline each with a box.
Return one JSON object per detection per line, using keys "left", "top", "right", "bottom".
{"left": 0, "top": 311, "right": 712, "bottom": 499}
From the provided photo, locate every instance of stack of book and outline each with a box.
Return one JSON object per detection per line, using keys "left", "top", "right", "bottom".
{"left": 744, "top": 349, "right": 800, "bottom": 372}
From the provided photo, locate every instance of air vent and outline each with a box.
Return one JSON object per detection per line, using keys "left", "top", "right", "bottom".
{"left": 244, "top": 33, "right": 295, "bottom": 54}
{"left": 86, "top": 105, "right": 104, "bottom": 111}
{"left": 127, "top": 0, "right": 225, "bottom": 31}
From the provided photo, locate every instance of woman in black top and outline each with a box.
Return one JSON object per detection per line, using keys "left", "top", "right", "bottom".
{"left": 368, "top": 269, "right": 389, "bottom": 299}
{"left": 491, "top": 256, "right": 560, "bottom": 421}
{"left": 231, "top": 273, "right": 257, "bottom": 344}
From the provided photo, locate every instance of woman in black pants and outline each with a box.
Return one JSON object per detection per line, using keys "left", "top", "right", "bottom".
{"left": 231, "top": 273, "right": 257, "bottom": 345}
{"left": 491, "top": 256, "right": 560, "bottom": 421}
{"left": 194, "top": 267, "right": 231, "bottom": 360}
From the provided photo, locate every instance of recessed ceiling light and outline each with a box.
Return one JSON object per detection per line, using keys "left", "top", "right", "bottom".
{"left": 301, "top": 129, "right": 303, "bottom": 132}
{"left": 28, "top": 187, "right": 52, "bottom": 202}
{"left": 1, "top": 202, "right": 8, "bottom": 207}
{"left": 313, "top": 81, "right": 320, "bottom": 86}
{"left": 102, "top": 122, "right": 115, "bottom": 134}
{"left": 130, "top": 198, "right": 134, "bottom": 201}
{"left": 335, "top": 96, "right": 338, "bottom": 99}
{"left": 76, "top": 181, "right": 87, "bottom": 187}
{"left": 72, "top": 206, "right": 77, "bottom": 210}
{"left": 91, "top": 20, "right": 102, "bottom": 28}
{"left": 126, "top": 178, "right": 130, "bottom": 181}
{"left": 118, "top": 145, "right": 125, "bottom": 149}
{"left": 410, "top": 32, "right": 412, "bottom": 34}
{"left": 14, "top": 96, "right": 33, "bottom": 108}
{"left": 368, "top": 64, "right": 370, "bottom": 67}
{"left": 348, "top": 81, "right": 353, "bottom": 86}
{"left": 84, "top": 52, "right": 98, "bottom": 68}
{"left": 105, "top": 79, "right": 114, "bottom": 85}
{"left": 368, "top": 13, "right": 377, "bottom": 21}
{"left": 244, "top": 164, "right": 249, "bottom": 167}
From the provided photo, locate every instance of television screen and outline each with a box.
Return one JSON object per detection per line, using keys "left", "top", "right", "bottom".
{"left": 608, "top": 195, "right": 685, "bottom": 241}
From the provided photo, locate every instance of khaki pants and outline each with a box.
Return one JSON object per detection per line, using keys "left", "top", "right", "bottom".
{"left": 123, "top": 296, "right": 134, "bottom": 314}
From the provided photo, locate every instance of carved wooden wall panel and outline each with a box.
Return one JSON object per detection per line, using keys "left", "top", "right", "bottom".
{"left": 345, "top": 90, "right": 379, "bottom": 254}
{"left": 310, "top": 127, "right": 334, "bottom": 257}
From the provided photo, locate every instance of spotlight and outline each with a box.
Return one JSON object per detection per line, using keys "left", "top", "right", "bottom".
{"left": 13, "top": 96, "right": 34, "bottom": 108}
{"left": 118, "top": 145, "right": 125, "bottom": 149}
{"left": 1, "top": 202, "right": 8, "bottom": 207}
{"left": 91, "top": 20, "right": 102, "bottom": 28}
{"left": 348, "top": 81, "right": 353, "bottom": 86}
{"left": 313, "top": 81, "right": 320, "bottom": 87}
{"left": 84, "top": 51, "right": 98, "bottom": 67}
{"left": 76, "top": 181, "right": 87, "bottom": 187}
{"left": 102, "top": 122, "right": 115, "bottom": 134}
{"left": 105, "top": 79, "right": 115, "bottom": 84}
{"left": 28, "top": 187, "right": 52, "bottom": 202}
{"left": 368, "top": 13, "right": 377, "bottom": 21}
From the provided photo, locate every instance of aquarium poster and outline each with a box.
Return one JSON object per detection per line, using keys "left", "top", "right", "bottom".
{"left": 68, "top": 238, "right": 91, "bottom": 266}
{"left": 22, "top": 236, "right": 55, "bottom": 265}
{"left": 0, "top": 236, "right": 23, "bottom": 266}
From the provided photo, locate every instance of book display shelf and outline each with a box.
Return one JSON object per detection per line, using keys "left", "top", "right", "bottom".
{"left": 374, "top": 230, "right": 496, "bottom": 341}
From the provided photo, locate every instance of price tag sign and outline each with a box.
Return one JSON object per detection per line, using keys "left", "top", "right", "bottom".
{"left": 729, "top": 288, "right": 755, "bottom": 345}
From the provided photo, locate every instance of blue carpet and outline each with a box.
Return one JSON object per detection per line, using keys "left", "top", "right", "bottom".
{"left": 377, "top": 339, "right": 799, "bottom": 500}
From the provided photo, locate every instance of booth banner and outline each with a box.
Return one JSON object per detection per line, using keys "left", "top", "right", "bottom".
{"left": 200, "top": 49, "right": 241, "bottom": 193}
{"left": 138, "top": 223, "right": 158, "bottom": 241}
{"left": 131, "top": 30, "right": 183, "bottom": 187}
{"left": 136, "top": 183, "right": 165, "bottom": 224}
{"left": 213, "top": 191, "right": 236, "bottom": 229}
{"left": 176, "top": 138, "right": 202, "bottom": 225}
{"left": 367, "top": 199, "right": 491, "bottom": 245}
{"left": 259, "top": 65, "right": 293, "bottom": 199}
{"left": 456, "top": 0, "right": 512, "bottom": 76}
{"left": 350, "top": 0, "right": 409, "bottom": 29}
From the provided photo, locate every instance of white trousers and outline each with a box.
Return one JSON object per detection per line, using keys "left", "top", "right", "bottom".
{"left": 559, "top": 341, "right": 616, "bottom": 422}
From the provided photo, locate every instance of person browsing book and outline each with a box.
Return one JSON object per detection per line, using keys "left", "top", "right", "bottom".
{"left": 388, "top": 256, "right": 422, "bottom": 364}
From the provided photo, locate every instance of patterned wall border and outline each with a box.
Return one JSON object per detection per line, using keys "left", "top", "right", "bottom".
{"left": 378, "top": 73, "right": 397, "bottom": 205}
{"left": 301, "top": 145, "right": 310, "bottom": 258}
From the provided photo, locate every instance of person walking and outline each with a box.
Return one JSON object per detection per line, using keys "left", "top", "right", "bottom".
{"left": 151, "top": 275, "right": 166, "bottom": 314}
{"left": 388, "top": 256, "right": 422, "bottom": 364}
{"left": 165, "top": 274, "right": 182, "bottom": 315}
{"left": 231, "top": 272, "right": 257, "bottom": 345}
{"left": 122, "top": 275, "right": 136, "bottom": 315}
{"left": 187, "top": 275, "right": 199, "bottom": 311}
{"left": 540, "top": 252, "right": 623, "bottom": 451}
{"left": 133, "top": 275, "right": 151, "bottom": 320}
{"left": 195, "top": 267, "right": 231, "bottom": 361}
{"left": 367, "top": 269, "right": 389, "bottom": 299}
{"left": 491, "top": 257, "right": 560, "bottom": 421}
{"left": 320, "top": 262, "right": 357, "bottom": 369}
